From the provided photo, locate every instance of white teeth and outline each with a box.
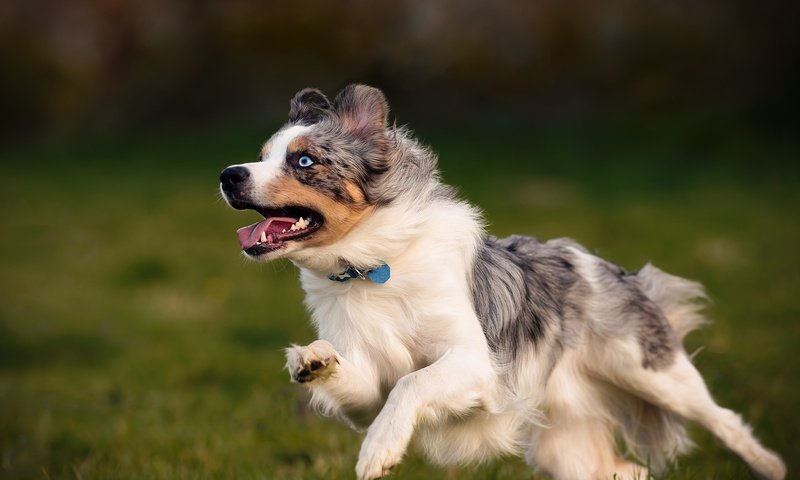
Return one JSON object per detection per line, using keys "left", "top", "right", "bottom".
{"left": 260, "top": 231, "right": 267, "bottom": 243}
{"left": 288, "top": 217, "right": 310, "bottom": 233}
{"left": 281, "top": 229, "right": 286, "bottom": 233}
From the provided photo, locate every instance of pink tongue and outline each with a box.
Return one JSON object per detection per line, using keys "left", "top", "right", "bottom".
{"left": 236, "top": 217, "right": 297, "bottom": 250}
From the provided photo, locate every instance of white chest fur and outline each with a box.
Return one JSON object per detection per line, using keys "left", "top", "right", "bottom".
{"left": 301, "top": 274, "right": 422, "bottom": 387}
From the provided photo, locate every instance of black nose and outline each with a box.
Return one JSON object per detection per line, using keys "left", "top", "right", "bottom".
{"left": 220, "top": 166, "right": 250, "bottom": 187}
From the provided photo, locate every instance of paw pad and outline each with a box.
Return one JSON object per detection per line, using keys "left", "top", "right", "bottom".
{"left": 286, "top": 342, "right": 338, "bottom": 384}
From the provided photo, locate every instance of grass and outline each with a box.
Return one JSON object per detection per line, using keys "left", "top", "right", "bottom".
{"left": 0, "top": 118, "right": 798, "bottom": 479}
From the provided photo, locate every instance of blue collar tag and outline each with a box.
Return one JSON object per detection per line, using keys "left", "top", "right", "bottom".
{"left": 328, "top": 263, "right": 390, "bottom": 284}
{"left": 365, "top": 263, "right": 391, "bottom": 284}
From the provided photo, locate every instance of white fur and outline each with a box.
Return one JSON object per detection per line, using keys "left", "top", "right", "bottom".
{"left": 287, "top": 196, "right": 507, "bottom": 476}
{"left": 232, "top": 124, "right": 311, "bottom": 197}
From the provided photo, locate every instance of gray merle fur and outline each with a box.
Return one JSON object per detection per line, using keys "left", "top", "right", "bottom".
{"left": 284, "top": 85, "right": 441, "bottom": 206}
{"left": 595, "top": 259, "right": 678, "bottom": 369}
{"left": 289, "top": 88, "right": 332, "bottom": 126}
{"left": 470, "top": 236, "right": 587, "bottom": 361}
{"left": 470, "top": 235, "right": 678, "bottom": 369}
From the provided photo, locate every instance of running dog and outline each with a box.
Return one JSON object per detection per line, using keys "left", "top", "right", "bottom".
{"left": 219, "top": 84, "right": 786, "bottom": 480}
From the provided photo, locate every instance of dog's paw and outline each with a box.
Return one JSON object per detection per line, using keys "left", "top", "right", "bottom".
{"left": 355, "top": 417, "right": 412, "bottom": 480}
{"left": 751, "top": 448, "right": 786, "bottom": 480}
{"left": 355, "top": 444, "right": 401, "bottom": 480}
{"left": 285, "top": 340, "right": 338, "bottom": 383}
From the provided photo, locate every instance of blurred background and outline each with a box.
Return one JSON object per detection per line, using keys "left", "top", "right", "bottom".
{"left": 2, "top": 0, "right": 799, "bottom": 138}
{"left": 1, "top": 1, "right": 798, "bottom": 478}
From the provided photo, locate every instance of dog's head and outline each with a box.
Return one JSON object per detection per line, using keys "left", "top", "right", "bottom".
{"left": 220, "top": 84, "right": 393, "bottom": 262}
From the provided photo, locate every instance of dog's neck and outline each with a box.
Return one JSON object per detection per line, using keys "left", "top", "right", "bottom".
{"left": 291, "top": 192, "right": 484, "bottom": 286}
{"left": 289, "top": 196, "right": 431, "bottom": 274}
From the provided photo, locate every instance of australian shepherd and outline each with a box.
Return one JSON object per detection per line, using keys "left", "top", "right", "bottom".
{"left": 219, "top": 85, "right": 785, "bottom": 480}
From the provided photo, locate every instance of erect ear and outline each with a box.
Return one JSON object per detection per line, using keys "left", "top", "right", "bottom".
{"left": 289, "top": 88, "right": 331, "bottom": 125}
{"left": 332, "top": 84, "right": 389, "bottom": 138}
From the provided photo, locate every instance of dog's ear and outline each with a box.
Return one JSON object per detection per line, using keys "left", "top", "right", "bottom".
{"left": 289, "top": 88, "right": 331, "bottom": 125}
{"left": 333, "top": 84, "right": 389, "bottom": 138}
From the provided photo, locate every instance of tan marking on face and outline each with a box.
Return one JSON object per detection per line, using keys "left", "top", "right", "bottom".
{"left": 286, "top": 136, "right": 312, "bottom": 154}
{"left": 263, "top": 175, "right": 373, "bottom": 247}
{"left": 344, "top": 181, "right": 366, "bottom": 204}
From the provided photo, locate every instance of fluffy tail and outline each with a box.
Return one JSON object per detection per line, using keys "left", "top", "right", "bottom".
{"left": 636, "top": 263, "right": 709, "bottom": 341}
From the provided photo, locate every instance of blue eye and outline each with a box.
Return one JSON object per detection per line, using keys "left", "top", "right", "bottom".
{"left": 298, "top": 155, "right": 314, "bottom": 168}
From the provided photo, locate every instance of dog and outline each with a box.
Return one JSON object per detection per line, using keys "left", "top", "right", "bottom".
{"left": 219, "top": 84, "right": 786, "bottom": 480}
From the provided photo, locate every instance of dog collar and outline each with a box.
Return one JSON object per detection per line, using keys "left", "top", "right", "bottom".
{"left": 328, "top": 263, "right": 391, "bottom": 284}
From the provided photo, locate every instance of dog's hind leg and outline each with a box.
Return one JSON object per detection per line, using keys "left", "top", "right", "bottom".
{"left": 601, "top": 346, "right": 786, "bottom": 480}
{"left": 526, "top": 352, "right": 648, "bottom": 480}
{"left": 527, "top": 419, "right": 648, "bottom": 480}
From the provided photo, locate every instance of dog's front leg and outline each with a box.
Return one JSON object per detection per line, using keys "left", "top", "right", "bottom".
{"left": 285, "top": 340, "right": 383, "bottom": 428}
{"left": 355, "top": 347, "right": 492, "bottom": 480}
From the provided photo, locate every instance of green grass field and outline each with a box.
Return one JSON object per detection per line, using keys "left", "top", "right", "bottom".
{"left": 1, "top": 119, "right": 798, "bottom": 479}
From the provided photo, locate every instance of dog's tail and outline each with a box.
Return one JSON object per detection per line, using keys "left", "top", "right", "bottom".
{"left": 636, "top": 263, "right": 709, "bottom": 341}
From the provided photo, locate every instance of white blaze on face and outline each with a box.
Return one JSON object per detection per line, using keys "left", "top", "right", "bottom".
{"left": 234, "top": 124, "right": 312, "bottom": 197}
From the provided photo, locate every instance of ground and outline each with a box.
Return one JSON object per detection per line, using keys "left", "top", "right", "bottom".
{"left": 1, "top": 117, "right": 798, "bottom": 478}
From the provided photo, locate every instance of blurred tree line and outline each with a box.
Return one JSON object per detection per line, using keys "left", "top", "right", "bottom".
{"left": 0, "top": 0, "right": 797, "bottom": 140}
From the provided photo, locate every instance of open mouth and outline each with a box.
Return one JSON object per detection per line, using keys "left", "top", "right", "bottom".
{"left": 233, "top": 203, "right": 323, "bottom": 256}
